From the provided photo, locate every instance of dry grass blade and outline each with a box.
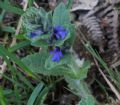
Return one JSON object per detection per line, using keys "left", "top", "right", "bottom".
{"left": 33, "top": 2, "right": 39, "bottom": 8}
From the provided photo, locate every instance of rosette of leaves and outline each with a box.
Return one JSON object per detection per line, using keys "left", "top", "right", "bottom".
{"left": 22, "top": 6, "right": 52, "bottom": 47}
{"left": 22, "top": 7, "right": 52, "bottom": 32}
{"left": 22, "top": 3, "right": 90, "bottom": 79}
{"left": 22, "top": 3, "right": 75, "bottom": 47}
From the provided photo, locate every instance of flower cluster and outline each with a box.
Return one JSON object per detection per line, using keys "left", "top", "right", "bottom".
{"left": 29, "top": 25, "right": 68, "bottom": 62}
{"left": 50, "top": 25, "right": 68, "bottom": 62}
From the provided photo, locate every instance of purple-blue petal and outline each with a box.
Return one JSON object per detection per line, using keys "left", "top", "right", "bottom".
{"left": 56, "top": 32, "right": 61, "bottom": 39}
{"left": 57, "top": 31, "right": 66, "bottom": 39}
{"left": 54, "top": 25, "right": 68, "bottom": 40}
{"left": 50, "top": 47, "right": 63, "bottom": 62}
{"left": 58, "top": 51, "right": 63, "bottom": 58}
{"left": 29, "top": 29, "right": 43, "bottom": 38}
{"left": 52, "top": 54, "right": 60, "bottom": 62}
{"left": 29, "top": 32, "right": 37, "bottom": 38}
{"left": 56, "top": 26, "right": 64, "bottom": 31}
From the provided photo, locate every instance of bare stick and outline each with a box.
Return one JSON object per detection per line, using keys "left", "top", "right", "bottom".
{"left": 94, "top": 58, "right": 120, "bottom": 101}
{"left": 33, "top": 2, "right": 39, "bottom": 8}
{"left": 0, "top": 62, "right": 7, "bottom": 79}
{"left": 10, "top": 0, "right": 28, "bottom": 47}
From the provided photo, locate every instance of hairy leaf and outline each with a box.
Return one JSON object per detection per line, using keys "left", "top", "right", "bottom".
{"left": 22, "top": 7, "right": 51, "bottom": 32}
{"left": 77, "top": 95, "right": 95, "bottom": 105}
{"left": 22, "top": 52, "right": 74, "bottom": 77}
{"left": 45, "top": 53, "right": 71, "bottom": 70}
{"left": 53, "top": 3, "right": 70, "bottom": 26}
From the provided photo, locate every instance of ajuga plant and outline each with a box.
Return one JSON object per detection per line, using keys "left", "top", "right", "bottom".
{"left": 22, "top": 2, "right": 96, "bottom": 105}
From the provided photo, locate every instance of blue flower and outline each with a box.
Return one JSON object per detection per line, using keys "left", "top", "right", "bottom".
{"left": 54, "top": 25, "right": 68, "bottom": 40}
{"left": 50, "top": 47, "right": 63, "bottom": 62}
{"left": 29, "top": 29, "right": 43, "bottom": 38}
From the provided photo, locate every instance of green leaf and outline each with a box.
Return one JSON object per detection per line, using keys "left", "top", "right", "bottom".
{"left": 46, "top": 11, "right": 53, "bottom": 28}
{"left": 65, "top": 78, "right": 91, "bottom": 96}
{"left": 28, "top": 0, "right": 34, "bottom": 7}
{"left": 22, "top": 52, "right": 75, "bottom": 77}
{"left": 22, "top": 7, "right": 50, "bottom": 32}
{"left": 28, "top": 34, "right": 50, "bottom": 42}
{"left": 0, "top": 87, "right": 8, "bottom": 105}
{"left": 53, "top": 3, "right": 70, "bottom": 26}
{"left": 45, "top": 53, "right": 71, "bottom": 70}
{"left": 31, "top": 40, "right": 49, "bottom": 47}
{"left": 1, "top": 26, "right": 15, "bottom": 33}
{"left": 16, "top": 34, "right": 26, "bottom": 39}
{"left": 0, "top": 44, "right": 34, "bottom": 77}
{"left": 66, "top": 0, "right": 73, "bottom": 9}
{"left": 66, "top": 24, "right": 76, "bottom": 45}
{"left": 22, "top": 50, "right": 90, "bottom": 79}
{"left": 66, "top": 56, "right": 90, "bottom": 79}
{"left": 34, "top": 85, "right": 52, "bottom": 105}
{"left": 0, "top": 10, "right": 5, "bottom": 22}
{"left": 16, "top": 70, "right": 34, "bottom": 89}
{"left": 8, "top": 40, "right": 30, "bottom": 52}
{"left": 38, "top": 7, "right": 48, "bottom": 30}
{"left": 22, "top": 7, "right": 41, "bottom": 31}
{"left": 26, "top": 33, "right": 50, "bottom": 47}
{"left": 0, "top": 1, "right": 24, "bottom": 15}
{"left": 77, "top": 61, "right": 91, "bottom": 79}
{"left": 78, "top": 95, "right": 95, "bottom": 105}
{"left": 27, "top": 83, "right": 44, "bottom": 105}
{"left": 45, "top": 51, "right": 90, "bottom": 79}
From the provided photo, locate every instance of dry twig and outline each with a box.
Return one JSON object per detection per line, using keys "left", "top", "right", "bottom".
{"left": 10, "top": 0, "right": 28, "bottom": 47}
{"left": 94, "top": 58, "right": 120, "bottom": 101}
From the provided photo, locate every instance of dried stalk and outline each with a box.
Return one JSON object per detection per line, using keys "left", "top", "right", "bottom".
{"left": 94, "top": 58, "right": 120, "bottom": 101}
{"left": 0, "top": 62, "right": 7, "bottom": 79}
{"left": 10, "top": 0, "right": 28, "bottom": 47}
